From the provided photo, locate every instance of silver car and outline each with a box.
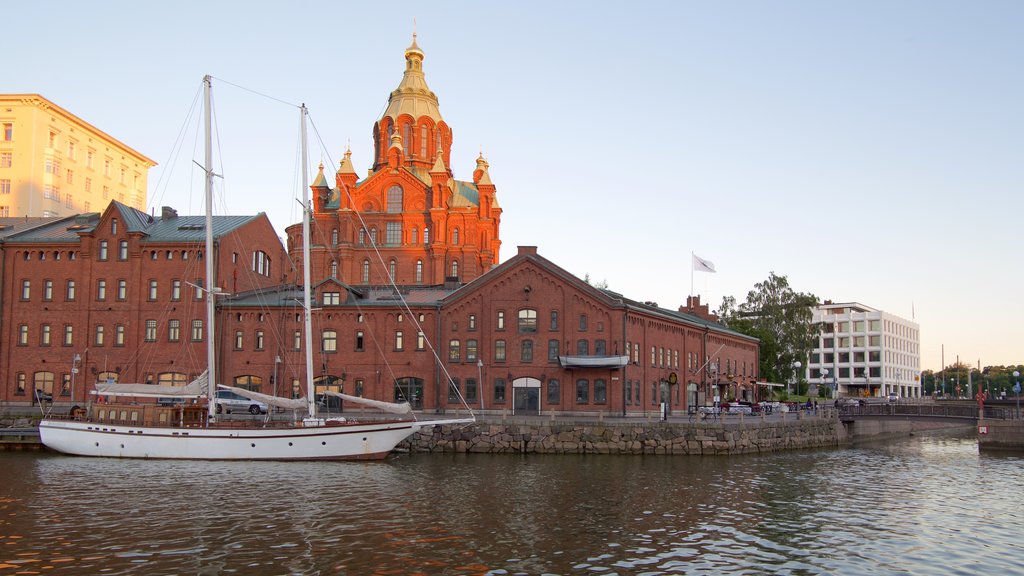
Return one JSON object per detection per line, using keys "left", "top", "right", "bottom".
{"left": 215, "top": 390, "right": 268, "bottom": 415}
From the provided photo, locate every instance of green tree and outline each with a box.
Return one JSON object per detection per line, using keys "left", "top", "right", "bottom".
{"left": 718, "top": 272, "right": 818, "bottom": 385}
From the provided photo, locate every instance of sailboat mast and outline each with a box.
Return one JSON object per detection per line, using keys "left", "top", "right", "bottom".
{"left": 204, "top": 75, "right": 218, "bottom": 422}
{"left": 301, "top": 104, "right": 315, "bottom": 419}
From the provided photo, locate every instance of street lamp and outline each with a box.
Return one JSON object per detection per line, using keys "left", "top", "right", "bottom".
{"left": 821, "top": 368, "right": 830, "bottom": 399}
{"left": 70, "top": 353, "right": 81, "bottom": 407}
{"left": 477, "top": 358, "right": 485, "bottom": 412}
{"left": 1014, "top": 371, "right": 1021, "bottom": 420}
{"left": 791, "top": 361, "right": 801, "bottom": 397}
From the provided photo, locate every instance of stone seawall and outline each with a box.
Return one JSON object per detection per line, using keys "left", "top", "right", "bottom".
{"left": 403, "top": 417, "right": 845, "bottom": 455}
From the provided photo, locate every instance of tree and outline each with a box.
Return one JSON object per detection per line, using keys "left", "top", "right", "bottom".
{"left": 583, "top": 273, "right": 609, "bottom": 290}
{"left": 718, "top": 272, "right": 818, "bottom": 385}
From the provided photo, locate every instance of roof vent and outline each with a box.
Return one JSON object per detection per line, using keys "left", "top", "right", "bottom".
{"left": 161, "top": 206, "right": 178, "bottom": 220}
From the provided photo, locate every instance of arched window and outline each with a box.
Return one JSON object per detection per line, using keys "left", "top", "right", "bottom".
{"left": 331, "top": 228, "right": 339, "bottom": 246}
{"left": 321, "top": 330, "right": 337, "bottom": 353}
{"left": 415, "top": 260, "right": 423, "bottom": 284}
{"left": 423, "top": 227, "right": 430, "bottom": 244}
{"left": 330, "top": 260, "right": 338, "bottom": 278}
{"left": 404, "top": 124, "right": 411, "bottom": 152}
{"left": 452, "top": 228, "right": 459, "bottom": 245}
{"left": 386, "top": 185, "right": 403, "bottom": 213}
{"left": 369, "top": 228, "right": 377, "bottom": 245}
{"left": 450, "top": 259, "right": 459, "bottom": 278}
{"left": 362, "top": 260, "right": 370, "bottom": 284}
{"left": 389, "top": 259, "right": 397, "bottom": 282}
{"left": 358, "top": 228, "right": 366, "bottom": 245}
{"left": 420, "top": 125, "right": 428, "bottom": 158}
{"left": 412, "top": 227, "right": 418, "bottom": 244}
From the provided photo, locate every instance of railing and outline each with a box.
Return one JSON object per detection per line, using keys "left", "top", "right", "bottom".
{"left": 838, "top": 403, "right": 1018, "bottom": 421}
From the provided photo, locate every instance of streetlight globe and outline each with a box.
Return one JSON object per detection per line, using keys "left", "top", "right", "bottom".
{"left": 793, "top": 361, "right": 801, "bottom": 369}
{"left": 1014, "top": 371, "right": 1020, "bottom": 378}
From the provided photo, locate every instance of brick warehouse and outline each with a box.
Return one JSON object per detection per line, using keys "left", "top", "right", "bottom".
{"left": 0, "top": 36, "right": 759, "bottom": 415}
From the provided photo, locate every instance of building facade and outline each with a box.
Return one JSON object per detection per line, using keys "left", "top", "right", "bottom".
{"left": 0, "top": 94, "right": 155, "bottom": 218}
{"left": 0, "top": 37, "right": 761, "bottom": 415}
{"left": 0, "top": 202, "right": 287, "bottom": 403}
{"left": 805, "top": 301, "right": 921, "bottom": 399}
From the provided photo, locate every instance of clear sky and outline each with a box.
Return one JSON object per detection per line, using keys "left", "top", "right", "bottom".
{"left": 6, "top": 1, "right": 1022, "bottom": 371}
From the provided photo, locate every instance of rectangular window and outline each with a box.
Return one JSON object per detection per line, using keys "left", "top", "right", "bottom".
{"left": 493, "top": 378, "right": 506, "bottom": 403}
{"left": 448, "top": 378, "right": 460, "bottom": 402}
{"left": 518, "top": 309, "right": 537, "bottom": 332}
{"left": 448, "top": 339, "right": 461, "bottom": 362}
{"left": 550, "top": 311, "right": 558, "bottom": 330}
{"left": 385, "top": 221, "right": 401, "bottom": 245}
{"left": 322, "top": 330, "right": 337, "bottom": 353}
{"left": 115, "top": 325, "right": 125, "bottom": 346}
{"left": 171, "top": 280, "right": 181, "bottom": 301}
{"left": 548, "top": 339, "right": 559, "bottom": 361}
{"left": 323, "top": 292, "right": 340, "bottom": 305}
{"left": 521, "top": 340, "right": 533, "bottom": 362}
{"left": 0, "top": 152, "right": 11, "bottom": 167}
{"left": 468, "top": 314, "right": 476, "bottom": 330}
{"left": 255, "top": 330, "right": 265, "bottom": 350}
{"left": 465, "top": 378, "right": 478, "bottom": 402}
{"left": 355, "top": 331, "right": 364, "bottom": 351}
{"left": 63, "top": 325, "right": 74, "bottom": 346}
{"left": 2, "top": 122, "right": 11, "bottom": 141}
{"left": 117, "top": 279, "right": 127, "bottom": 301}
{"left": 0, "top": 179, "right": 9, "bottom": 194}
{"left": 94, "top": 325, "right": 105, "bottom": 346}
{"left": 168, "top": 320, "right": 181, "bottom": 342}
{"left": 148, "top": 280, "right": 158, "bottom": 300}
{"left": 495, "top": 339, "right": 506, "bottom": 362}
{"left": 547, "top": 379, "right": 560, "bottom": 404}
{"left": 466, "top": 339, "right": 477, "bottom": 362}
{"left": 43, "top": 280, "right": 53, "bottom": 301}
{"left": 497, "top": 311, "right": 505, "bottom": 330}
{"left": 576, "top": 379, "right": 589, "bottom": 404}
{"left": 235, "top": 330, "right": 244, "bottom": 349}
{"left": 417, "top": 331, "right": 425, "bottom": 350}
{"left": 21, "top": 279, "right": 30, "bottom": 300}
{"left": 577, "top": 340, "right": 589, "bottom": 355}
{"left": 145, "top": 320, "right": 157, "bottom": 342}
{"left": 191, "top": 320, "right": 204, "bottom": 342}
{"left": 594, "top": 379, "right": 607, "bottom": 404}
{"left": 118, "top": 240, "right": 128, "bottom": 261}
{"left": 194, "top": 279, "right": 203, "bottom": 300}
{"left": 96, "top": 279, "right": 107, "bottom": 301}
{"left": 66, "top": 280, "right": 76, "bottom": 301}
{"left": 41, "top": 325, "right": 51, "bottom": 346}
{"left": 293, "top": 330, "right": 301, "bottom": 351}
{"left": 18, "top": 324, "right": 29, "bottom": 345}
{"left": 579, "top": 314, "right": 588, "bottom": 331}
{"left": 394, "top": 330, "right": 404, "bottom": 351}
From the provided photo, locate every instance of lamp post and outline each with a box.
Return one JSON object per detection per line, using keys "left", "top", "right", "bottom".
{"left": 791, "top": 361, "right": 801, "bottom": 397}
{"left": 821, "top": 368, "right": 829, "bottom": 400}
{"left": 1014, "top": 371, "right": 1021, "bottom": 420}
{"left": 477, "top": 358, "right": 485, "bottom": 412}
{"left": 70, "top": 353, "right": 81, "bottom": 407}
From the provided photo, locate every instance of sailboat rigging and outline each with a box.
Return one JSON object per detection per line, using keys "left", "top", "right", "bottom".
{"left": 38, "top": 76, "right": 475, "bottom": 460}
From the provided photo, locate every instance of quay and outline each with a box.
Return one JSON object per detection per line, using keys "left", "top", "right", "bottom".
{"left": 2, "top": 405, "right": 984, "bottom": 456}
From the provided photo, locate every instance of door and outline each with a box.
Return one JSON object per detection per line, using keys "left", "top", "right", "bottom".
{"left": 512, "top": 377, "right": 541, "bottom": 415}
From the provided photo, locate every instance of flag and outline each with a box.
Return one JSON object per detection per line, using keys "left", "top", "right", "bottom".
{"left": 692, "top": 253, "right": 716, "bottom": 273}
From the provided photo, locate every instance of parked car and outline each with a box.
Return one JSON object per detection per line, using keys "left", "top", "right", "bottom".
{"left": 215, "top": 390, "right": 268, "bottom": 415}
{"left": 887, "top": 393, "right": 899, "bottom": 403}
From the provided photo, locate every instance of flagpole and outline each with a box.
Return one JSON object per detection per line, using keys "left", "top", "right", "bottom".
{"left": 690, "top": 251, "right": 694, "bottom": 299}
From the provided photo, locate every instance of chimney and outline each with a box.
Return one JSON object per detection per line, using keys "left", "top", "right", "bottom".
{"left": 161, "top": 206, "right": 178, "bottom": 220}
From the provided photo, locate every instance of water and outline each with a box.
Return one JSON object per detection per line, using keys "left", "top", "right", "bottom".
{"left": 1, "top": 431, "right": 1020, "bottom": 575}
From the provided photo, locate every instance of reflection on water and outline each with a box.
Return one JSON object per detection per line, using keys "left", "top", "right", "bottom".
{"left": 1, "top": 432, "right": 1021, "bottom": 575}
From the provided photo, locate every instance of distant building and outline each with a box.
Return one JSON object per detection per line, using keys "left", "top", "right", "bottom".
{"left": 807, "top": 301, "right": 920, "bottom": 399}
{"left": 0, "top": 94, "right": 155, "bottom": 218}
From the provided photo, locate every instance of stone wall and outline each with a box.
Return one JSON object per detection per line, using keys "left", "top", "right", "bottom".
{"left": 403, "top": 418, "right": 844, "bottom": 455}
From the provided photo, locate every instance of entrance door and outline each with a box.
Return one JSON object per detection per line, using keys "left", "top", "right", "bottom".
{"left": 512, "top": 377, "right": 541, "bottom": 415}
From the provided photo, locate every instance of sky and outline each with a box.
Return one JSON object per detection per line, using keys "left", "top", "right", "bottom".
{"left": 6, "top": 1, "right": 1022, "bottom": 371}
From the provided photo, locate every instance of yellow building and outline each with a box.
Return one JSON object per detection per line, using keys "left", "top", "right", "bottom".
{"left": 0, "top": 94, "right": 155, "bottom": 218}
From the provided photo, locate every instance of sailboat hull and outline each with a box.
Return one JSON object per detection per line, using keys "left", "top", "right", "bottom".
{"left": 38, "top": 418, "right": 439, "bottom": 460}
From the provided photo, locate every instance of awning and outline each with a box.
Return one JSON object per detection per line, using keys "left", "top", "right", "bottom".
{"left": 558, "top": 355, "right": 630, "bottom": 369}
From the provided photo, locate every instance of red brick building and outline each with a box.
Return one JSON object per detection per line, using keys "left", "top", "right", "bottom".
{"left": 0, "top": 36, "right": 760, "bottom": 414}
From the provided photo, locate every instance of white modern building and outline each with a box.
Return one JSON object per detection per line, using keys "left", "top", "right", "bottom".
{"left": 806, "top": 301, "right": 920, "bottom": 399}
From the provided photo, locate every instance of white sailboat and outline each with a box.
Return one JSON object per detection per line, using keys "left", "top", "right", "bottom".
{"left": 39, "top": 76, "right": 474, "bottom": 460}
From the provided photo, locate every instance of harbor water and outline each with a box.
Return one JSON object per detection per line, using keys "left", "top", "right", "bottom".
{"left": 1, "top": 431, "right": 1020, "bottom": 575}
